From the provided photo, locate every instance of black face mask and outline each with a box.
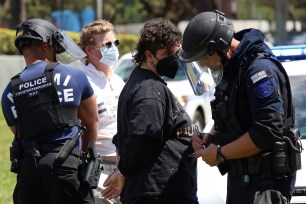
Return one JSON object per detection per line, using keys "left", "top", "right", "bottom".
{"left": 153, "top": 55, "right": 179, "bottom": 79}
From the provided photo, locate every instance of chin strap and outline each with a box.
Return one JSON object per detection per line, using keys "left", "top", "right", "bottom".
{"left": 217, "top": 51, "right": 229, "bottom": 66}
{"left": 53, "top": 48, "right": 58, "bottom": 62}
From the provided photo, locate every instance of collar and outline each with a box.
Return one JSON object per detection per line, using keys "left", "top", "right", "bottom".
{"left": 82, "top": 62, "right": 114, "bottom": 79}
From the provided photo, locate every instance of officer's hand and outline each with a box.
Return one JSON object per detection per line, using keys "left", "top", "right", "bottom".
{"left": 201, "top": 143, "right": 219, "bottom": 167}
{"left": 102, "top": 171, "right": 125, "bottom": 199}
{"left": 203, "top": 131, "right": 221, "bottom": 145}
{"left": 192, "top": 132, "right": 202, "bottom": 150}
{"left": 203, "top": 133, "right": 215, "bottom": 146}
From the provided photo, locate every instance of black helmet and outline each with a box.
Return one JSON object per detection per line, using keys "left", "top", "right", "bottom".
{"left": 180, "top": 10, "right": 234, "bottom": 62}
{"left": 15, "top": 18, "right": 65, "bottom": 53}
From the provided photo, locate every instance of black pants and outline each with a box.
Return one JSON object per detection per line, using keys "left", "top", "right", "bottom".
{"left": 226, "top": 173, "right": 296, "bottom": 204}
{"left": 13, "top": 152, "right": 94, "bottom": 204}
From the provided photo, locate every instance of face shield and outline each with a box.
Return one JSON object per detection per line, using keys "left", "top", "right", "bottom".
{"left": 55, "top": 31, "right": 86, "bottom": 64}
{"left": 178, "top": 60, "right": 216, "bottom": 95}
{"left": 178, "top": 50, "right": 223, "bottom": 95}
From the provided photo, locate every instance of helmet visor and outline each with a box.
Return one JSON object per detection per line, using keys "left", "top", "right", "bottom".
{"left": 178, "top": 60, "right": 216, "bottom": 95}
{"left": 55, "top": 31, "right": 86, "bottom": 64}
{"left": 179, "top": 46, "right": 210, "bottom": 63}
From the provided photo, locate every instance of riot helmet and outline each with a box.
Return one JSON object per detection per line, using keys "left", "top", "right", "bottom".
{"left": 15, "top": 18, "right": 86, "bottom": 64}
{"left": 178, "top": 10, "right": 234, "bottom": 95}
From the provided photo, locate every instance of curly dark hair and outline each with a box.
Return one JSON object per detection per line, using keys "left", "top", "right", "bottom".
{"left": 133, "top": 18, "right": 182, "bottom": 66}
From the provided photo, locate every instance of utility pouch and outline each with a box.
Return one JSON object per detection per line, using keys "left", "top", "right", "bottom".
{"left": 211, "top": 100, "right": 227, "bottom": 130}
{"left": 10, "top": 139, "right": 22, "bottom": 174}
{"left": 246, "top": 154, "right": 261, "bottom": 174}
{"left": 217, "top": 160, "right": 229, "bottom": 176}
{"left": 272, "top": 141, "right": 291, "bottom": 176}
{"left": 228, "top": 159, "right": 244, "bottom": 175}
{"left": 215, "top": 101, "right": 229, "bottom": 120}
{"left": 82, "top": 141, "right": 103, "bottom": 189}
{"left": 283, "top": 128, "right": 303, "bottom": 171}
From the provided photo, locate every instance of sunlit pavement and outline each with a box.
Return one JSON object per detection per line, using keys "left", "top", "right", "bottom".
{"left": 197, "top": 158, "right": 227, "bottom": 204}
{"left": 197, "top": 157, "right": 306, "bottom": 204}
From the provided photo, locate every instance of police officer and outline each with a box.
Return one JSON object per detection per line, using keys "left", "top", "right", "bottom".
{"left": 1, "top": 19, "right": 98, "bottom": 203}
{"left": 179, "top": 10, "right": 297, "bottom": 203}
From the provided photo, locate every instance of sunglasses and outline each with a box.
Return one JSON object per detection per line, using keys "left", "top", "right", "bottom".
{"left": 103, "top": 39, "right": 120, "bottom": 49}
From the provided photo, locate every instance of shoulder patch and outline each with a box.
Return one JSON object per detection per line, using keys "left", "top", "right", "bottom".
{"left": 250, "top": 71, "right": 268, "bottom": 84}
{"left": 253, "top": 79, "right": 275, "bottom": 99}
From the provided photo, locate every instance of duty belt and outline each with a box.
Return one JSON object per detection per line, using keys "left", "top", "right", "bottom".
{"left": 227, "top": 154, "right": 261, "bottom": 176}
{"left": 23, "top": 143, "right": 82, "bottom": 158}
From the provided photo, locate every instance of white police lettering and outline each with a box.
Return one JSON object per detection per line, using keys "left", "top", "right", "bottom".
{"left": 7, "top": 92, "right": 14, "bottom": 103}
{"left": 63, "top": 75, "right": 71, "bottom": 86}
{"left": 11, "top": 105, "right": 17, "bottom": 119}
{"left": 54, "top": 73, "right": 74, "bottom": 102}
{"left": 18, "top": 77, "right": 47, "bottom": 90}
{"left": 6, "top": 93, "right": 17, "bottom": 118}
{"left": 7, "top": 93, "right": 17, "bottom": 118}
{"left": 14, "top": 76, "right": 51, "bottom": 97}
{"left": 63, "top": 89, "right": 73, "bottom": 102}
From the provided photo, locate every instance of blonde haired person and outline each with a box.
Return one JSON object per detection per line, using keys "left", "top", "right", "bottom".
{"left": 79, "top": 19, "right": 124, "bottom": 204}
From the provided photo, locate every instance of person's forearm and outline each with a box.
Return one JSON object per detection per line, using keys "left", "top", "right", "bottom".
{"left": 221, "top": 132, "right": 261, "bottom": 160}
{"left": 9, "top": 126, "right": 16, "bottom": 135}
{"left": 81, "top": 128, "right": 97, "bottom": 152}
{"left": 78, "top": 95, "right": 99, "bottom": 152}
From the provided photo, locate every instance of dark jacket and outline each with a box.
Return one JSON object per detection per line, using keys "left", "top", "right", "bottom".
{"left": 213, "top": 29, "right": 295, "bottom": 204}
{"left": 215, "top": 28, "right": 291, "bottom": 151}
{"left": 113, "top": 68, "right": 198, "bottom": 203}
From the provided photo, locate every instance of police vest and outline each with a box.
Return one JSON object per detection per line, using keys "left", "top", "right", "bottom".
{"left": 211, "top": 50, "right": 294, "bottom": 140}
{"left": 11, "top": 62, "right": 80, "bottom": 139}
{"left": 211, "top": 50, "right": 298, "bottom": 176}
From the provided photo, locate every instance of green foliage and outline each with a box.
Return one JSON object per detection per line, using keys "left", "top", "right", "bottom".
{"left": 0, "top": 28, "right": 19, "bottom": 55}
{"left": 26, "top": 0, "right": 52, "bottom": 20}
{"left": 236, "top": 0, "right": 274, "bottom": 21}
{"left": 0, "top": 106, "right": 15, "bottom": 204}
{"left": 0, "top": 28, "right": 138, "bottom": 56}
{"left": 1, "top": 0, "right": 306, "bottom": 31}
{"left": 117, "top": 34, "right": 139, "bottom": 55}
{"left": 60, "top": 0, "right": 94, "bottom": 12}
{"left": 66, "top": 30, "right": 82, "bottom": 44}
{"left": 114, "top": 0, "right": 147, "bottom": 24}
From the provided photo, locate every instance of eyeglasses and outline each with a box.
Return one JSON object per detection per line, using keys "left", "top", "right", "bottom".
{"left": 103, "top": 39, "right": 120, "bottom": 49}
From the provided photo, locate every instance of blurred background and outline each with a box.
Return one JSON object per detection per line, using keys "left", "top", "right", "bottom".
{"left": 1, "top": 1, "right": 306, "bottom": 203}
{"left": 0, "top": 0, "right": 306, "bottom": 46}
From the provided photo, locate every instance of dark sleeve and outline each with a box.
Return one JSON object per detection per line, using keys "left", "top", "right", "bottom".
{"left": 112, "top": 134, "right": 118, "bottom": 147}
{"left": 246, "top": 60, "right": 284, "bottom": 150}
{"left": 117, "top": 135, "right": 163, "bottom": 176}
{"left": 117, "top": 97, "right": 165, "bottom": 176}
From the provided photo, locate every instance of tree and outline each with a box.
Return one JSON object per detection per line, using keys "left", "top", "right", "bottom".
{"left": 140, "top": 0, "right": 197, "bottom": 24}
{"left": 112, "top": 0, "right": 147, "bottom": 24}
{"left": 9, "top": 0, "right": 26, "bottom": 27}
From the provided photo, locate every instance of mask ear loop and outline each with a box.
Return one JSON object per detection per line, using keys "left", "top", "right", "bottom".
{"left": 150, "top": 52, "right": 163, "bottom": 68}
{"left": 89, "top": 46, "right": 103, "bottom": 62}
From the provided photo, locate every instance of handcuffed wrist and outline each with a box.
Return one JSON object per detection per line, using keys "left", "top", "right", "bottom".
{"left": 113, "top": 166, "right": 126, "bottom": 179}
{"left": 117, "top": 169, "right": 126, "bottom": 179}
